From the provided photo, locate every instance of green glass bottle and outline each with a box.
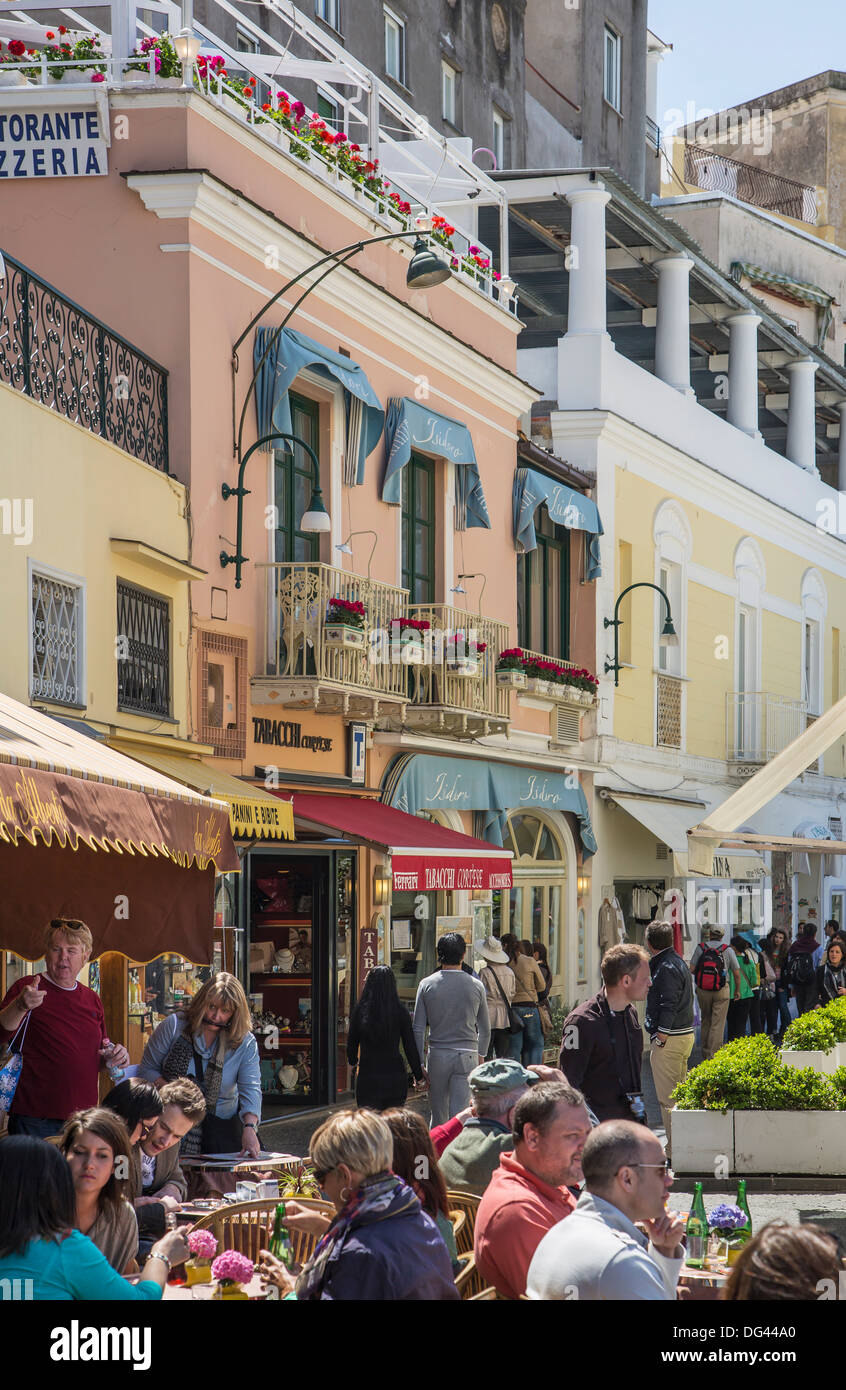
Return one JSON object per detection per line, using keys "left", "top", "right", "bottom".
{"left": 685, "top": 1182, "right": 708, "bottom": 1269}
{"left": 269, "top": 1201, "right": 295, "bottom": 1269}
{"left": 735, "top": 1179, "right": 752, "bottom": 1244}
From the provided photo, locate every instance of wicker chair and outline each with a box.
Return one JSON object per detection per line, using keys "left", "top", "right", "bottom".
{"left": 449, "top": 1209, "right": 466, "bottom": 1247}
{"left": 467, "top": 1286, "right": 498, "bottom": 1300}
{"left": 188, "top": 1197, "right": 333, "bottom": 1268}
{"left": 445, "top": 1190, "right": 480, "bottom": 1256}
{"left": 454, "top": 1251, "right": 488, "bottom": 1300}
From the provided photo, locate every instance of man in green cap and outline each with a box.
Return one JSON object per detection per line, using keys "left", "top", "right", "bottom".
{"left": 439, "top": 1058, "right": 539, "bottom": 1197}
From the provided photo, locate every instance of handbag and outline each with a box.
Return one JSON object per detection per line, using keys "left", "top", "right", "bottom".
{"left": 0, "top": 1011, "right": 31, "bottom": 1114}
{"left": 538, "top": 1002, "right": 554, "bottom": 1038}
{"left": 489, "top": 966, "right": 524, "bottom": 1035}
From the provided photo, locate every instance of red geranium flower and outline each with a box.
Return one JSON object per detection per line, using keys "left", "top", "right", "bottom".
{"left": 46, "top": 31, "right": 55, "bottom": 39}
{"left": 58, "top": 24, "right": 67, "bottom": 33}
{"left": 8, "top": 39, "right": 26, "bottom": 56}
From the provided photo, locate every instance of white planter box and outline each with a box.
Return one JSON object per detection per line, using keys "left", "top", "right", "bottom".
{"left": 324, "top": 624, "right": 365, "bottom": 651}
{"left": 496, "top": 668, "right": 527, "bottom": 690}
{"left": 0, "top": 71, "right": 27, "bottom": 88}
{"left": 525, "top": 677, "right": 550, "bottom": 696}
{"left": 781, "top": 1046, "right": 840, "bottom": 1075}
{"left": 446, "top": 657, "right": 479, "bottom": 678}
{"left": 734, "top": 1109, "right": 846, "bottom": 1174}
{"left": 399, "top": 642, "right": 425, "bottom": 666}
{"left": 670, "top": 1109, "right": 735, "bottom": 1174}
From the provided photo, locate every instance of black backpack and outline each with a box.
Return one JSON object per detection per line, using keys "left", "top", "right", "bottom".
{"left": 693, "top": 945, "right": 727, "bottom": 992}
{"left": 785, "top": 950, "right": 816, "bottom": 988}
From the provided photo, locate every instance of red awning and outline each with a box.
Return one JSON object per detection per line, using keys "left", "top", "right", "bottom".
{"left": 290, "top": 793, "right": 513, "bottom": 890}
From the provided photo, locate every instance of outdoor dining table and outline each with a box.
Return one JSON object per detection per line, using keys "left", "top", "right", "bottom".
{"left": 677, "top": 1264, "right": 729, "bottom": 1300}
{"left": 163, "top": 1274, "right": 271, "bottom": 1301}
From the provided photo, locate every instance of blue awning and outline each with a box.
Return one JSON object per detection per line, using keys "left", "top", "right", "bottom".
{"left": 513, "top": 466, "right": 603, "bottom": 580}
{"left": 254, "top": 326, "right": 385, "bottom": 483}
{"left": 382, "top": 397, "right": 490, "bottom": 531}
{"left": 382, "top": 753, "right": 596, "bottom": 858}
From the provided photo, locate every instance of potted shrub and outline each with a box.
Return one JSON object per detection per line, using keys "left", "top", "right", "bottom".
{"left": 782, "top": 1009, "right": 839, "bottom": 1074}
{"left": 124, "top": 34, "right": 182, "bottom": 86}
{"left": 495, "top": 648, "right": 527, "bottom": 690}
{"left": 186, "top": 1229, "right": 218, "bottom": 1285}
{"left": 210, "top": 1250, "right": 254, "bottom": 1300}
{"left": 394, "top": 616, "right": 431, "bottom": 666}
{"left": 671, "top": 1034, "right": 846, "bottom": 1175}
{"left": 445, "top": 632, "right": 486, "bottom": 677}
{"left": 325, "top": 597, "right": 366, "bottom": 650}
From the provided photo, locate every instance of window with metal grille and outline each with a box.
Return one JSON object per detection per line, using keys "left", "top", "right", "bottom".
{"left": 116, "top": 581, "right": 170, "bottom": 718}
{"left": 200, "top": 630, "right": 248, "bottom": 758}
{"left": 656, "top": 673, "right": 682, "bottom": 748}
{"left": 31, "top": 569, "right": 84, "bottom": 707}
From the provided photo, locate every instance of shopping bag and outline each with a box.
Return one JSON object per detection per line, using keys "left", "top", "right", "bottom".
{"left": 0, "top": 1011, "right": 30, "bottom": 1114}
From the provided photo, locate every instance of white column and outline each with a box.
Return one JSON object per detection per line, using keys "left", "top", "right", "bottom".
{"left": 838, "top": 401, "right": 846, "bottom": 494}
{"left": 653, "top": 256, "right": 694, "bottom": 395}
{"left": 786, "top": 358, "right": 818, "bottom": 473}
{"left": 726, "top": 312, "right": 761, "bottom": 437}
{"left": 565, "top": 187, "right": 612, "bottom": 337}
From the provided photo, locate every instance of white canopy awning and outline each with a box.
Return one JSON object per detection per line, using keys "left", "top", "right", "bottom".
{"left": 608, "top": 792, "right": 768, "bottom": 878}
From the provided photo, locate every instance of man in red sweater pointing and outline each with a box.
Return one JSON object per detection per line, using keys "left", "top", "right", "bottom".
{"left": 0, "top": 918, "right": 129, "bottom": 1138}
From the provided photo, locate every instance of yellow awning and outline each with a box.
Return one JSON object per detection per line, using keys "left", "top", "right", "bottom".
{"left": 109, "top": 745, "right": 294, "bottom": 841}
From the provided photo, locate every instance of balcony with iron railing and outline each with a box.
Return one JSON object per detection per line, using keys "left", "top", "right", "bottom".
{"left": 683, "top": 143, "right": 818, "bottom": 223}
{"left": 726, "top": 692, "right": 818, "bottom": 771}
{"left": 0, "top": 248, "right": 169, "bottom": 472}
{"left": 254, "top": 562, "right": 409, "bottom": 718}
{"left": 514, "top": 647, "right": 594, "bottom": 745}
{"left": 0, "top": 0, "right": 512, "bottom": 310}
{"left": 399, "top": 604, "right": 511, "bottom": 739}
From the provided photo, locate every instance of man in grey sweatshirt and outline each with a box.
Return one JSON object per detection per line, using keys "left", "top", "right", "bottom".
{"left": 413, "top": 932, "right": 491, "bottom": 1126}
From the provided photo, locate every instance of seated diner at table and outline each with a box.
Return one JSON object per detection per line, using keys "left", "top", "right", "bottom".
{"left": 0, "top": 1137, "right": 189, "bottom": 1300}
{"left": 58, "top": 1106, "right": 140, "bottom": 1275}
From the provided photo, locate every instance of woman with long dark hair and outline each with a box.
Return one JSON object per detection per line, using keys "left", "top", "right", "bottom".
{"left": 347, "top": 966, "right": 425, "bottom": 1110}
{"left": 383, "top": 1107, "right": 459, "bottom": 1270}
{"left": 0, "top": 1137, "right": 188, "bottom": 1299}
{"left": 59, "top": 1107, "right": 139, "bottom": 1274}
{"left": 761, "top": 927, "right": 791, "bottom": 1041}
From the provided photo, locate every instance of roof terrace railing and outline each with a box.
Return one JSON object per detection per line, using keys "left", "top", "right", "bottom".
{"left": 684, "top": 142, "right": 817, "bottom": 223}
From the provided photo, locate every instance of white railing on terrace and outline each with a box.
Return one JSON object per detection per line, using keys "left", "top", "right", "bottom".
{"left": 726, "top": 692, "right": 815, "bottom": 763}
{"left": 0, "top": 0, "right": 510, "bottom": 303}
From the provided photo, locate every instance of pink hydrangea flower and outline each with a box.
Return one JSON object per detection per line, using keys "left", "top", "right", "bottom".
{"left": 188, "top": 1229, "right": 218, "bottom": 1260}
{"left": 212, "top": 1251, "right": 254, "bottom": 1284}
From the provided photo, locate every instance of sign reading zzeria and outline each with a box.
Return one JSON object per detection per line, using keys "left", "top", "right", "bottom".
{"left": 0, "top": 107, "right": 108, "bottom": 178}
{"left": 391, "top": 855, "right": 512, "bottom": 892}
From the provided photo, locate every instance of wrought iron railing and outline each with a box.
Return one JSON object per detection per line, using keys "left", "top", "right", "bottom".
{"left": 261, "top": 562, "right": 409, "bottom": 698}
{"left": 657, "top": 672, "right": 683, "bottom": 748}
{"left": 726, "top": 692, "right": 811, "bottom": 762}
{"left": 646, "top": 115, "right": 661, "bottom": 152}
{"left": 684, "top": 143, "right": 817, "bottom": 222}
{"left": 407, "top": 603, "right": 510, "bottom": 722}
{"left": 0, "top": 250, "right": 169, "bottom": 471}
{"left": 116, "top": 580, "right": 171, "bottom": 717}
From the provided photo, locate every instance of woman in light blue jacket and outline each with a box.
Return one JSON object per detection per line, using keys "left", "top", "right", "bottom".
{"left": 139, "top": 972, "right": 261, "bottom": 1158}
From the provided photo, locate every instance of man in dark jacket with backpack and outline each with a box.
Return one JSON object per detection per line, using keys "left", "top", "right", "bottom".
{"left": 784, "top": 923, "right": 820, "bottom": 1016}
{"left": 689, "top": 926, "right": 742, "bottom": 1060}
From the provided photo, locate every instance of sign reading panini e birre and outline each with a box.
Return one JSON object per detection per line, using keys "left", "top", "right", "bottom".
{"left": 0, "top": 108, "right": 107, "bottom": 179}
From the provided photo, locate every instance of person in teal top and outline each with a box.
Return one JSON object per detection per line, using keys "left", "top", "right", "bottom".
{"left": 0, "top": 1138, "right": 189, "bottom": 1300}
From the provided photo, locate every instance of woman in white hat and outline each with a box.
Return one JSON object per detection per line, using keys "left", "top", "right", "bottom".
{"left": 475, "top": 936, "right": 518, "bottom": 1060}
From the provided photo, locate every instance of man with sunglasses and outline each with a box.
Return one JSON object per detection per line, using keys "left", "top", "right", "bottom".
{"left": 526, "top": 1119, "right": 685, "bottom": 1300}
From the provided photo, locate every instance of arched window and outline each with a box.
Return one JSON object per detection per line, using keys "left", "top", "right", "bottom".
{"left": 499, "top": 812, "right": 568, "bottom": 987}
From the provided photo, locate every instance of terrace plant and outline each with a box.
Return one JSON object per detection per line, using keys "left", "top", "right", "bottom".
{"left": 125, "top": 34, "right": 181, "bottom": 80}
{"left": 43, "top": 30, "right": 107, "bottom": 81}
{"left": 496, "top": 648, "right": 525, "bottom": 671}
{"left": 782, "top": 1009, "right": 837, "bottom": 1053}
{"left": 326, "top": 597, "right": 366, "bottom": 630}
{"left": 671, "top": 1033, "right": 841, "bottom": 1112}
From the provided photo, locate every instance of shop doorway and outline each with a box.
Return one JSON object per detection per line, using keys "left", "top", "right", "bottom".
{"left": 491, "top": 812, "right": 569, "bottom": 995}
{"left": 246, "top": 849, "right": 333, "bottom": 1115}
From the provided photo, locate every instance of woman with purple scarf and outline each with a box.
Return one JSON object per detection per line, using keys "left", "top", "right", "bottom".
{"left": 256, "top": 1109, "right": 458, "bottom": 1301}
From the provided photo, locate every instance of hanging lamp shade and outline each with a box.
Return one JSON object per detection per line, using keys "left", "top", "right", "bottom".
{"left": 406, "top": 238, "right": 451, "bottom": 289}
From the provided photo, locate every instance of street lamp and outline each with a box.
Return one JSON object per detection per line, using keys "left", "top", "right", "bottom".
{"left": 336, "top": 530, "right": 378, "bottom": 579}
{"left": 173, "top": 28, "right": 202, "bottom": 87}
{"left": 224, "top": 228, "right": 452, "bottom": 591}
{"left": 453, "top": 572, "right": 487, "bottom": 613}
{"left": 604, "top": 581, "right": 677, "bottom": 686}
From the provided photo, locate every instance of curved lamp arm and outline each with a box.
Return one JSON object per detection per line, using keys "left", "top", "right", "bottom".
{"left": 603, "top": 581, "right": 675, "bottom": 686}
{"left": 220, "top": 431, "right": 321, "bottom": 590}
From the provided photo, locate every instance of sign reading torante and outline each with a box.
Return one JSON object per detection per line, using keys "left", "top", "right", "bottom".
{"left": 252, "top": 718, "right": 333, "bottom": 753}
{"left": 0, "top": 107, "right": 108, "bottom": 179}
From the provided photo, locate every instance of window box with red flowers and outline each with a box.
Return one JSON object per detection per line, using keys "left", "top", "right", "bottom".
{"left": 522, "top": 657, "right": 560, "bottom": 696}
{"left": 325, "top": 597, "right": 367, "bottom": 650}
{"left": 495, "top": 648, "right": 528, "bottom": 690}
{"left": 42, "top": 32, "right": 107, "bottom": 82}
{"left": 445, "top": 633, "right": 486, "bottom": 678}
{"left": 393, "top": 617, "right": 431, "bottom": 666}
{"left": 559, "top": 668, "right": 599, "bottom": 706}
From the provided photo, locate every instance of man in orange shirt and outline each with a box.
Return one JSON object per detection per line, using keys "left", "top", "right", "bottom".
{"left": 474, "top": 1080, "right": 592, "bottom": 1300}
